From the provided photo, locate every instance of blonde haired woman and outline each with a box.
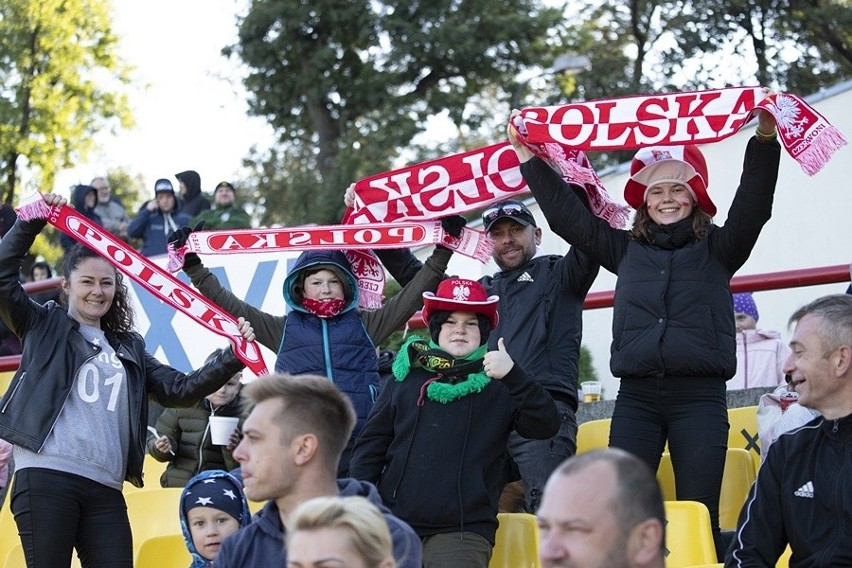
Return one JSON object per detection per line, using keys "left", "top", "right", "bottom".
{"left": 286, "top": 496, "right": 396, "bottom": 568}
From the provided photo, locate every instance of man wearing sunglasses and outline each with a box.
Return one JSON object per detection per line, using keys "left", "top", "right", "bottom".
{"left": 374, "top": 196, "right": 599, "bottom": 513}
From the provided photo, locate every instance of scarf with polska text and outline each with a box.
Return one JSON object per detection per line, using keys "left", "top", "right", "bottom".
{"left": 514, "top": 86, "right": 846, "bottom": 177}
{"left": 346, "top": 86, "right": 846, "bottom": 233}
{"left": 166, "top": 220, "right": 494, "bottom": 310}
{"left": 15, "top": 194, "right": 269, "bottom": 377}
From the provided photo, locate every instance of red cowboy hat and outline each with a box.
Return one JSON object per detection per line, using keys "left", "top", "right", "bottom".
{"left": 623, "top": 145, "right": 716, "bottom": 216}
{"left": 421, "top": 278, "right": 499, "bottom": 328}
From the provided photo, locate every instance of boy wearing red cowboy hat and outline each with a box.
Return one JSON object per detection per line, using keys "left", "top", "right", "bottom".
{"left": 508, "top": 103, "right": 781, "bottom": 560}
{"left": 350, "top": 278, "right": 559, "bottom": 568}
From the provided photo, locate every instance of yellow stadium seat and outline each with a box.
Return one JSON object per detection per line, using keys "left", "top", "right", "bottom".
{"left": 0, "top": 371, "right": 15, "bottom": 397}
{"left": 576, "top": 418, "right": 611, "bottom": 454}
{"left": 488, "top": 512, "right": 540, "bottom": 568}
{"left": 657, "top": 452, "right": 677, "bottom": 501}
{"left": 660, "top": 447, "right": 756, "bottom": 531}
{"left": 2, "top": 543, "right": 23, "bottom": 568}
{"left": 663, "top": 500, "right": 717, "bottom": 568}
{"left": 249, "top": 499, "right": 265, "bottom": 515}
{"left": 0, "top": 500, "right": 18, "bottom": 568}
{"left": 776, "top": 544, "right": 792, "bottom": 567}
{"left": 727, "top": 406, "right": 761, "bottom": 472}
{"left": 141, "top": 454, "right": 170, "bottom": 489}
{"left": 124, "top": 488, "right": 183, "bottom": 557}
{"left": 135, "top": 534, "right": 191, "bottom": 568}
{"left": 719, "top": 448, "right": 756, "bottom": 530}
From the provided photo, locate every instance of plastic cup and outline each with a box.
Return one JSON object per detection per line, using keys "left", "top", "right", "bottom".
{"left": 209, "top": 416, "right": 239, "bottom": 445}
{"left": 581, "top": 381, "right": 602, "bottom": 403}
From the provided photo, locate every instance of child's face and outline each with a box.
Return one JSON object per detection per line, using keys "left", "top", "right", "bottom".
{"left": 187, "top": 506, "right": 241, "bottom": 560}
{"left": 206, "top": 374, "right": 241, "bottom": 407}
{"left": 735, "top": 312, "right": 757, "bottom": 332}
{"left": 303, "top": 269, "right": 345, "bottom": 302}
{"left": 437, "top": 311, "right": 482, "bottom": 357}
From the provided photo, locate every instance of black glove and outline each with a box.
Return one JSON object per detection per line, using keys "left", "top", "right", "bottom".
{"left": 167, "top": 221, "right": 205, "bottom": 249}
{"left": 440, "top": 215, "right": 466, "bottom": 238}
{"left": 167, "top": 222, "right": 204, "bottom": 269}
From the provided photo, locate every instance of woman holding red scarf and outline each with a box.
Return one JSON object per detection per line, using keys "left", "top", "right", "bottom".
{"left": 509, "top": 103, "right": 780, "bottom": 560}
{"left": 0, "top": 192, "right": 254, "bottom": 567}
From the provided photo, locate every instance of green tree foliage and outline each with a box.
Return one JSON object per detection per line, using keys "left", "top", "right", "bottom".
{"left": 540, "top": 0, "right": 851, "bottom": 167}
{"left": 0, "top": 0, "right": 133, "bottom": 205}
{"left": 578, "top": 345, "right": 599, "bottom": 383}
{"left": 227, "top": 0, "right": 561, "bottom": 226}
{"left": 105, "top": 167, "right": 146, "bottom": 213}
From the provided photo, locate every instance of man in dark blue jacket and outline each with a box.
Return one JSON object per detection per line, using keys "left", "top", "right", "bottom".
{"left": 216, "top": 374, "right": 421, "bottom": 568}
{"left": 726, "top": 294, "right": 852, "bottom": 567}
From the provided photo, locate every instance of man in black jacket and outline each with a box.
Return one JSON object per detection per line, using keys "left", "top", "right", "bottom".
{"left": 726, "top": 294, "right": 852, "bottom": 567}
{"left": 375, "top": 198, "right": 598, "bottom": 513}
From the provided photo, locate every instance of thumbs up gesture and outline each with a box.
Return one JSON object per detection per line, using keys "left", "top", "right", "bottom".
{"left": 484, "top": 337, "right": 514, "bottom": 380}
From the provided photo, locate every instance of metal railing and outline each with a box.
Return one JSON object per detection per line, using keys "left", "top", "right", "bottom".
{"left": 1, "top": 264, "right": 849, "bottom": 372}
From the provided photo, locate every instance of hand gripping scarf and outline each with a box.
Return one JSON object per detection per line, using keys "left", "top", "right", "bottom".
{"left": 16, "top": 194, "right": 269, "bottom": 376}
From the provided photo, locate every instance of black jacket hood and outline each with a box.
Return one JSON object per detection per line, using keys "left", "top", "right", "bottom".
{"left": 175, "top": 170, "right": 201, "bottom": 199}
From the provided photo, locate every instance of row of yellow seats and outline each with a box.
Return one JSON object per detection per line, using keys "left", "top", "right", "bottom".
{"left": 2, "top": 497, "right": 790, "bottom": 568}
{"left": 491, "top": 502, "right": 716, "bottom": 568}
{"left": 578, "top": 406, "right": 762, "bottom": 470}
{"left": 1, "top": 482, "right": 264, "bottom": 568}
{"left": 577, "top": 409, "right": 761, "bottom": 530}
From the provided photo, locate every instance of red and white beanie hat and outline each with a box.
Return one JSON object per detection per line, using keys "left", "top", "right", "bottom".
{"left": 421, "top": 278, "right": 499, "bottom": 328}
{"left": 623, "top": 145, "right": 715, "bottom": 216}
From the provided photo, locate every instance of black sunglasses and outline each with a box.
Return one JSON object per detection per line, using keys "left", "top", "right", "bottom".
{"left": 482, "top": 202, "right": 529, "bottom": 222}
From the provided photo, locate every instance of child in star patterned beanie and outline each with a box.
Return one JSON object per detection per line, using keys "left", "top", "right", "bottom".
{"left": 180, "top": 469, "right": 251, "bottom": 567}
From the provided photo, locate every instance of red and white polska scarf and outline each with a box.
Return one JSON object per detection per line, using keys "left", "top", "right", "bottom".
{"left": 15, "top": 195, "right": 269, "bottom": 376}
{"left": 166, "top": 221, "right": 494, "bottom": 309}
{"left": 514, "top": 86, "right": 846, "bottom": 176}
{"left": 347, "top": 86, "right": 846, "bottom": 231}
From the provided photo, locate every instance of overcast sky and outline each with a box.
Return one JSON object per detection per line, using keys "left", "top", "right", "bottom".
{"left": 53, "top": 0, "right": 274, "bottom": 198}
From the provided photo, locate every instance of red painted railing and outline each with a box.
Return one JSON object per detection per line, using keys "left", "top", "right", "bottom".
{"left": 1, "top": 265, "right": 849, "bottom": 372}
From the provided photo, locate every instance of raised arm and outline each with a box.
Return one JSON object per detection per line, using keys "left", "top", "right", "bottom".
{"left": 508, "top": 123, "right": 627, "bottom": 274}
{"left": 361, "top": 246, "right": 452, "bottom": 344}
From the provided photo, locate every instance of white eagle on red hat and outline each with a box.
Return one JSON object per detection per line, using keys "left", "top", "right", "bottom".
{"left": 452, "top": 282, "right": 470, "bottom": 301}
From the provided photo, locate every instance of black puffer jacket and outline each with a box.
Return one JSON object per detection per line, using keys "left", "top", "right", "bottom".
{"left": 523, "top": 136, "right": 780, "bottom": 380}
{"left": 350, "top": 360, "right": 559, "bottom": 544}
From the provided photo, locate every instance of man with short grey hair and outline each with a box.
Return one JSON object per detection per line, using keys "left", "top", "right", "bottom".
{"left": 727, "top": 294, "right": 852, "bottom": 566}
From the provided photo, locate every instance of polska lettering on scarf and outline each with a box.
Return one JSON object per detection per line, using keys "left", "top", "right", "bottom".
{"left": 520, "top": 89, "right": 759, "bottom": 148}
{"left": 167, "top": 220, "right": 493, "bottom": 274}
{"left": 347, "top": 142, "right": 526, "bottom": 225}
{"left": 18, "top": 196, "right": 269, "bottom": 376}
{"left": 517, "top": 86, "right": 846, "bottom": 176}
{"left": 198, "top": 224, "right": 429, "bottom": 251}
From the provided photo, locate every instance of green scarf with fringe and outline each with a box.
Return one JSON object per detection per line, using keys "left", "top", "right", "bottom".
{"left": 393, "top": 335, "right": 490, "bottom": 404}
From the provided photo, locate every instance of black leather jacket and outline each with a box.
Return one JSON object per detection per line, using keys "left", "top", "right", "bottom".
{"left": 0, "top": 219, "right": 244, "bottom": 487}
